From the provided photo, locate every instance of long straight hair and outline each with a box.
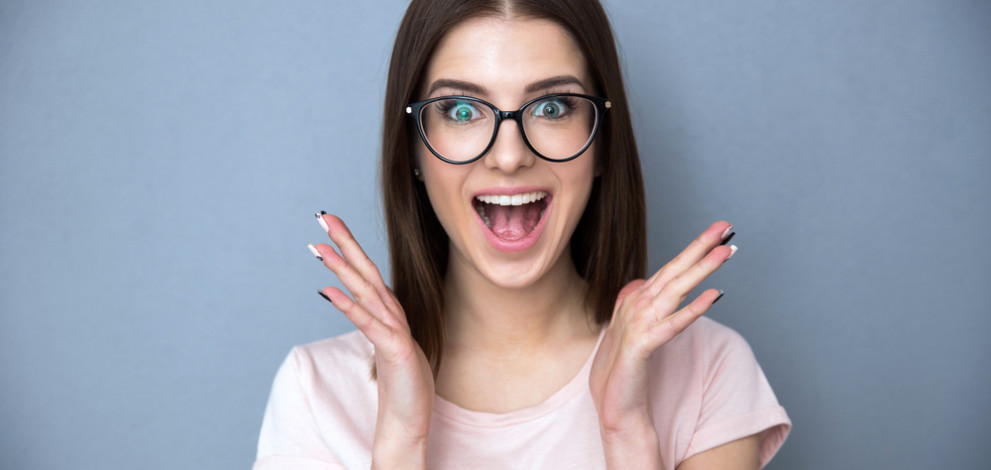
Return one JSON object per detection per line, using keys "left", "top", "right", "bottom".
{"left": 382, "top": 0, "right": 646, "bottom": 376}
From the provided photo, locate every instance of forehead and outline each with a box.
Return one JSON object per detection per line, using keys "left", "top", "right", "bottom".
{"left": 422, "top": 16, "right": 590, "bottom": 99}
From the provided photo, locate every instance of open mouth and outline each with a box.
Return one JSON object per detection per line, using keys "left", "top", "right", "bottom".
{"left": 473, "top": 191, "right": 549, "bottom": 242}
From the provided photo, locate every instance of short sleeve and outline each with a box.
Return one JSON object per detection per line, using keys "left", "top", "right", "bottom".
{"left": 682, "top": 323, "right": 791, "bottom": 468}
{"left": 254, "top": 348, "right": 346, "bottom": 470}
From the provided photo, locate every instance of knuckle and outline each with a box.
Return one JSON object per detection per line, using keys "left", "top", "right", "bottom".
{"left": 631, "top": 295, "right": 652, "bottom": 314}
{"left": 702, "top": 230, "right": 718, "bottom": 245}
{"left": 326, "top": 251, "right": 346, "bottom": 269}
{"left": 352, "top": 279, "right": 376, "bottom": 302}
{"left": 620, "top": 329, "right": 642, "bottom": 352}
{"left": 659, "top": 276, "right": 684, "bottom": 297}
{"left": 699, "top": 254, "right": 720, "bottom": 270}
{"left": 358, "top": 315, "right": 375, "bottom": 330}
{"left": 655, "top": 263, "right": 674, "bottom": 281}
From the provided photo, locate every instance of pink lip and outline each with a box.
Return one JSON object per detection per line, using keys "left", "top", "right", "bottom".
{"left": 472, "top": 187, "right": 553, "bottom": 253}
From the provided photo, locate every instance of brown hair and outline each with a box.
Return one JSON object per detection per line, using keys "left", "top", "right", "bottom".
{"left": 382, "top": 0, "right": 646, "bottom": 375}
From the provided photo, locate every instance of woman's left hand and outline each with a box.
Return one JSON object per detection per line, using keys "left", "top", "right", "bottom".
{"left": 589, "top": 221, "right": 736, "bottom": 468}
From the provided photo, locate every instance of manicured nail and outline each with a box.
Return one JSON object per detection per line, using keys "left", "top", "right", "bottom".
{"left": 713, "top": 290, "right": 725, "bottom": 304}
{"left": 719, "top": 232, "right": 736, "bottom": 246}
{"left": 727, "top": 245, "right": 738, "bottom": 259}
{"left": 721, "top": 226, "right": 734, "bottom": 240}
{"left": 315, "top": 211, "right": 329, "bottom": 232}
{"left": 317, "top": 290, "right": 332, "bottom": 303}
{"left": 307, "top": 243, "right": 323, "bottom": 261}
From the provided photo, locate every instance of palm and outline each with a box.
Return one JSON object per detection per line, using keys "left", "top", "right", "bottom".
{"left": 589, "top": 221, "right": 737, "bottom": 431}
{"left": 311, "top": 213, "right": 435, "bottom": 446}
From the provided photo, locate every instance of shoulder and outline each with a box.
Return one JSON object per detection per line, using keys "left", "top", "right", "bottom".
{"left": 651, "top": 316, "right": 775, "bottom": 403}
{"left": 650, "top": 317, "right": 791, "bottom": 468}
{"left": 654, "top": 316, "right": 754, "bottom": 371}
{"left": 675, "top": 315, "right": 748, "bottom": 348}
{"left": 257, "top": 330, "right": 377, "bottom": 467}
{"left": 273, "top": 330, "right": 378, "bottom": 438}
{"left": 285, "top": 330, "right": 376, "bottom": 394}
{"left": 293, "top": 329, "right": 373, "bottom": 368}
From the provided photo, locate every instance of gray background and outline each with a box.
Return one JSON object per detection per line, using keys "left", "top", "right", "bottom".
{"left": 1, "top": 0, "right": 988, "bottom": 468}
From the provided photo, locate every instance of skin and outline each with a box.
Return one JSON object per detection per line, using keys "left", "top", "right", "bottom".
{"left": 419, "top": 16, "right": 601, "bottom": 414}
{"left": 311, "top": 16, "right": 759, "bottom": 470}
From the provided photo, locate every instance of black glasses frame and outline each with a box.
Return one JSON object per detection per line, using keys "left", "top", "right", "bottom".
{"left": 405, "top": 93, "right": 612, "bottom": 165}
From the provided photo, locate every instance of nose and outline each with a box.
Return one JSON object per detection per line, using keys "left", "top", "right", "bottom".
{"left": 482, "top": 117, "right": 535, "bottom": 174}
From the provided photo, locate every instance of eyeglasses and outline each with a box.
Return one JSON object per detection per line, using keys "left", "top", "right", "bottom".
{"left": 406, "top": 93, "right": 611, "bottom": 164}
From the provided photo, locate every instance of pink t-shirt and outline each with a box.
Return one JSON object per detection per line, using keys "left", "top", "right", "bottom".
{"left": 254, "top": 317, "right": 790, "bottom": 469}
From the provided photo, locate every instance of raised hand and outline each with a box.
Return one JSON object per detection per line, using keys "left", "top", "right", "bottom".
{"left": 588, "top": 221, "right": 736, "bottom": 468}
{"left": 309, "top": 212, "right": 433, "bottom": 470}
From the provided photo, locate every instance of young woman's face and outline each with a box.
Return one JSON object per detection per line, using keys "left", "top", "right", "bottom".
{"left": 416, "top": 16, "right": 597, "bottom": 289}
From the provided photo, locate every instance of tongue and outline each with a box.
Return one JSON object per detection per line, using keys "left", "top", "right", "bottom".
{"left": 487, "top": 203, "right": 542, "bottom": 241}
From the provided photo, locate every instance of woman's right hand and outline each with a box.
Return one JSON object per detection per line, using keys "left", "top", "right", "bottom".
{"left": 310, "top": 212, "right": 434, "bottom": 470}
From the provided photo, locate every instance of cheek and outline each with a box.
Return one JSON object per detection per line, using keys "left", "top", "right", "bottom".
{"left": 559, "top": 155, "right": 597, "bottom": 221}
{"left": 419, "top": 150, "right": 470, "bottom": 223}
{"left": 564, "top": 152, "right": 597, "bottom": 195}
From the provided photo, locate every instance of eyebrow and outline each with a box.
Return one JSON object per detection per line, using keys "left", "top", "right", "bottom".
{"left": 426, "top": 79, "right": 487, "bottom": 97}
{"left": 525, "top": 75, "right": 586, "bottom": 93}
{"left": 425, "top": 75, "right": 587, "bottom": 97}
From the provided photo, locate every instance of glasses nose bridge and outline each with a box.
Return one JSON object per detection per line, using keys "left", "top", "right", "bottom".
{"left": 493, "top": 109, "right": 525, "bottom": 139}
{"left": 483, "top": 107, "right": 535, "bottom": 171}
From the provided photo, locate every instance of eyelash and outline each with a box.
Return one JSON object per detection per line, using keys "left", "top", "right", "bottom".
{"left": 544, "top": 88, "right": 576, "bottom": 96}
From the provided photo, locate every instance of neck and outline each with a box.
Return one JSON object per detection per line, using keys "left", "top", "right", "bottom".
{"left": 442, "top": 248, "right": 596, "bottom": 356}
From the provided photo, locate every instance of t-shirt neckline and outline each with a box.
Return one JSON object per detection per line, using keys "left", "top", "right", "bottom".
{"left": 432, "top": 326, "right": 607, "bottom": 428}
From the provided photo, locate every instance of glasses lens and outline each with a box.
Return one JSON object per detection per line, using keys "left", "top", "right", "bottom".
{"left": 522, "top": 96, "right": 598, "bottom": 161}
{"left": 419, "top": 98, "right": 495, "bottom": 163}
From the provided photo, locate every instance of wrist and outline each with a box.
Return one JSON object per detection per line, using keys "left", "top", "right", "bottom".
{"left": 599, "top": 415, "right": 662, "bottom": 470}
{"left": 371, "top": 432, "right": 428, "bottom": 470}
{"left": 372, "top": 412, "right": 429, "bottom": 469}
{"left": 596, "top": 402, "right": 655, "bottom": 435}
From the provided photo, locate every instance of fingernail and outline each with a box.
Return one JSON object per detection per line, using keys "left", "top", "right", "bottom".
{"left": 727, "top": 244, "right": 738, "bottom": 260}
{"left": 317, "top": 290, "right": 332, "bottom": 303}
{"left": 315, "top": 211, "right": 329, "bottom": 232}
{"left": 307, "top": 243, "right": 323, "bottom": 261}
{"left": 721, "top": 226, "right": 734, "bottom": 240}
{"left": 713, "top": 290, "right": 725, "bottom": 304}
{"left": 719, "top": 232, "right": 736, "bottom": 246}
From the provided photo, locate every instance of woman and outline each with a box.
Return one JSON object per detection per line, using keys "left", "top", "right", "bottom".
{"left": 255, "top": 1, "right": 790, "bottom": 468}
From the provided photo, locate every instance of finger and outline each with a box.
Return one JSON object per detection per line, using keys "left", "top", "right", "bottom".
{"left": 645, "top": 221, "right": 734, "bottom": 293}
{"left": 642, "top": 288, "right": 722, "bottom": 351}
{"left": 320, "top": 213, "right": 390, "bottom": 295}
{"left": 312, "top": 240, "right": 404, "bottom": 322}
{"left": 320, "top": 287, "right": 400, "bottom": 349}
{"left": 311, "top": 242, "right": 393, "bottom": 325}
{"left": 317, "top": 213, "right": 400, "bottom": 311}
{"left": 647, "top": 220, "right": 732, "bottom": 287}
{"left": 652, "top": 243, "right": 736, "bottom": 313}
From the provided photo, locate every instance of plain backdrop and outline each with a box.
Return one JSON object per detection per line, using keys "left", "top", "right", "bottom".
{"left": 1, "top": 0, "right": 989, "bottom": 468}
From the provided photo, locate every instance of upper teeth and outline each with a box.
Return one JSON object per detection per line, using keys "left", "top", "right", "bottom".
{"left": 475, "top": 191, "right": 547, "bottom": 206}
